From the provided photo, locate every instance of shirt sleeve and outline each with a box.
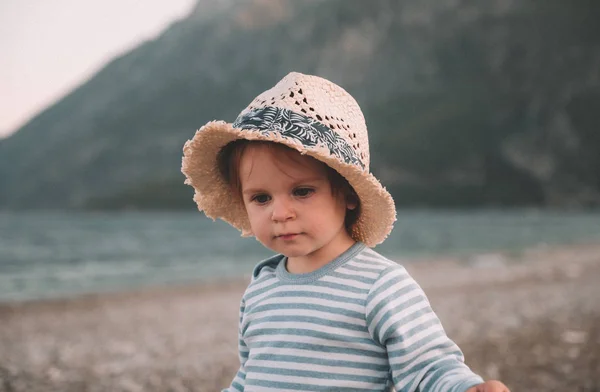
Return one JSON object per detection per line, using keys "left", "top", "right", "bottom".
{"left": 366, "top": 266, "right": 484, "bottom": 392}
{"left": 221, "top": 298, "right": 248, "bottom": 392}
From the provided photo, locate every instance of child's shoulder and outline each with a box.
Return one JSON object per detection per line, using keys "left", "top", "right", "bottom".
{"left": 251, "top": 253, "right": 285, "bottom": 281}
{"left": 349, "top": 247, "right": 416, "bottom": 286}
{"left": 247, "top": 246, "right": 406, "bottom": 279}
{"left": 242, "top": 245, "right": 410, "bottom": 295}
{"left": 349, "top": 246, "right": 404, "bottom": 272}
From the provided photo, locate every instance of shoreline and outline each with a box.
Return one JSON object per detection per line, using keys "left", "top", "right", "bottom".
{"left": 2, "top": 239, "right": 599, "bottom": 308}
{"left": 1, "top": 241, "right": 599, "bottom": 391}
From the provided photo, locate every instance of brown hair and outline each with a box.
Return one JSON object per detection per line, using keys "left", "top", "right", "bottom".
{"left": 217, "top": 140, "right": 360, "bottom": 231}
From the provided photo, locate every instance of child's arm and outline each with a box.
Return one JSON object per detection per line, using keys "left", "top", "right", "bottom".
{"left": 366, "top": 265, "right": 501, "bottom": 392}
{"left": 221, "top": 298, "right": 248, "bottom": 392}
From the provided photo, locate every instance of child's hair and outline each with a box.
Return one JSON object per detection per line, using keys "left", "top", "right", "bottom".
{"left": 217, "top": 140, "right": 360, "bottom": 231}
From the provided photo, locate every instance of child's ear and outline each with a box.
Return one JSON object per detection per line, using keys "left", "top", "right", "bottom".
{"left": 346, "top": 193, "right": 358, "bottom": 211}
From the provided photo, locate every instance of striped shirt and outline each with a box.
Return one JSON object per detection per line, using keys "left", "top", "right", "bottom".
{"left": 223, "top": 242, "right": 483, "bottom": 392}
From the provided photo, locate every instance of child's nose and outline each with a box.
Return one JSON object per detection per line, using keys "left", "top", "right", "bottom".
{"left": 271, "top": 197, "right": 296, "bottom": 222}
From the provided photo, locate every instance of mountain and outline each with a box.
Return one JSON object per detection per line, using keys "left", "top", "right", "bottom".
{"left": 1, "top": 0, "right": 599, "bottom": 209}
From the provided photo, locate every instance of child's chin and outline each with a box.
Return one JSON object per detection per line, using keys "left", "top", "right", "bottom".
{"left": 272, "top": 244, "right": 312, "bottom": 258}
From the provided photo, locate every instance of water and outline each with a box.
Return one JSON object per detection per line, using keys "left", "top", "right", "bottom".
{"left": 1, "top": 210, "right": 599, "bottom": 302}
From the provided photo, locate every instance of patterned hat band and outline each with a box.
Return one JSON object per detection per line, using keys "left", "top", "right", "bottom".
{"left": 232, "top": 106, "right": 366, "bottom": 170}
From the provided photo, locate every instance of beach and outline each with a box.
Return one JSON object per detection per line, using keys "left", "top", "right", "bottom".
{"left": 1, "top": 242, "right": 599, "bottom": 392}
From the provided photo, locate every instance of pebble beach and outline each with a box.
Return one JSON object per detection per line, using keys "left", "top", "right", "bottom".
{"left": 1, "top": 242, "right": 599, "bottom": 392}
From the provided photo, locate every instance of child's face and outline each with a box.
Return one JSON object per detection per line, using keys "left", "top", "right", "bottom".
{"left": 239, "top": 144, "right": 356, "bottom": 267}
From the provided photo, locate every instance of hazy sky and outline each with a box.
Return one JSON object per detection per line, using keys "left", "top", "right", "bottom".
{"left": 0, "top": 0, "right": 196, "bottom": 138}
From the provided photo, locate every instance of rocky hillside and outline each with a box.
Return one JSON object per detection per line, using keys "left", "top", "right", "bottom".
{"left": 1, "top": 0, "right": 598, "bottom": 209}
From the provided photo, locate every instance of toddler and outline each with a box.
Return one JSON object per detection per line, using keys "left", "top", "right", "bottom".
{"left": 182, "top": 72, "right": 509, "bottom": 392}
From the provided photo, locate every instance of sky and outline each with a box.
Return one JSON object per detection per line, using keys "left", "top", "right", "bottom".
{"left": 0, "top": 0, "right": 197, "bottom": 138}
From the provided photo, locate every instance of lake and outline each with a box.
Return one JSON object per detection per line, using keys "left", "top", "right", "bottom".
{"left": 1, "top": 210, "right": 599, "bottom": 301}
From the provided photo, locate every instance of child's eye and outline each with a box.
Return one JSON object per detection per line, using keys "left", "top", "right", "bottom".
{"left": 251, "top": 194, "right": 271, "bottom": 204}
{"left": 293, "top": 187, "right": 314, "bottom": 197}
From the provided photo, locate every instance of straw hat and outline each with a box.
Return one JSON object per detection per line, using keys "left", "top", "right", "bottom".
{"left": 181, "top": 72, "right": 396, "bottom": 247}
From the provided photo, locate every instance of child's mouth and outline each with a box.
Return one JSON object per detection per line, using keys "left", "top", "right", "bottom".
{"left": 277, "top": 233, "right": 301, "bottom": 240}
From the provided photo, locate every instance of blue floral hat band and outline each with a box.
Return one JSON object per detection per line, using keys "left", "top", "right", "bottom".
{"left": 232, "top": 106, "right": 365, "bottom": 170}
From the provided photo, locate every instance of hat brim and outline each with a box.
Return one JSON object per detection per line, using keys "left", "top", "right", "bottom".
{"left": 182, "top": 120, "right": 396, "bottom": 247}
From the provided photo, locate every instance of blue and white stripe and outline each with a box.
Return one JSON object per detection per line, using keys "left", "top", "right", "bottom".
{"left": 223, "top": 243, "right": 483, "bottom": 392}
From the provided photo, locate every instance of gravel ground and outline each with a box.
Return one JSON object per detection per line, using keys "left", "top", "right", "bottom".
{"left": 0, "top": 243, "right": 599, "bottom": 392}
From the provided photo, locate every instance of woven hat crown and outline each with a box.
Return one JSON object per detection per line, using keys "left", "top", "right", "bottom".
{"left": 238, "top": 72, "right": 371, "bottom": 171}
